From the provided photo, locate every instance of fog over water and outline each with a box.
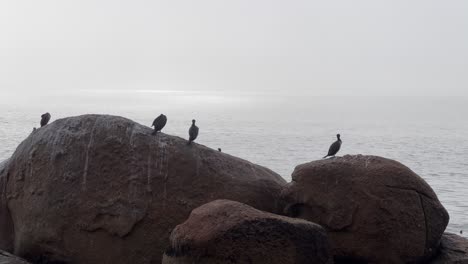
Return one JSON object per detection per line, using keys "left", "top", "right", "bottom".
{"left": 1, "top": 1, "right": 468, "bottom": 97}
{"left": 0, "top": 91, "right": 467, "bottom": 235}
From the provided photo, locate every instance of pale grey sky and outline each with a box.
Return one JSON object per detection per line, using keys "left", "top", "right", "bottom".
{"left": 1, "top": 0, "right": 467, "bottom": 96}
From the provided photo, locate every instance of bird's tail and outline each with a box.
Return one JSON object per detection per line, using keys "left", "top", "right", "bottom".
{"left": 322, "top": 155, "right": 328, "bottom": 159}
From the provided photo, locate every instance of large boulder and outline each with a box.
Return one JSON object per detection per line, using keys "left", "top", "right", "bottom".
{"left": 281, "top": 155, "right": 449, "bottom": 263}
{"left": 163, "top": 199, "right": 333, "bottom": 264}
{"left": 430, "top": 233, "right": 468, "bottom": 263}
{"left": 0, "top": 115, "right": 286, "bottom": 264}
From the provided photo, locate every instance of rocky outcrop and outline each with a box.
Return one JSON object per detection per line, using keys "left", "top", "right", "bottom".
{"left": 0, "top": 250, "right": 31, "bottom": 264}
{"left": 0, "top": 115, "right": 286, "bottom": 264}
{"left": 281, "top": 155, "right": 449, "bottom": 263}
{"left": 163, "top": 199, "right": 333, "bottom": 264}
{"left": 430, "top": 233, "right": 468, "bottom": 263}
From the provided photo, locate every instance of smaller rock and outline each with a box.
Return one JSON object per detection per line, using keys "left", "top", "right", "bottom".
{"left": 0, "top": 250, "right": 31, "bottom": 264}
{"left": 281, "top": 155, "right": 449, "bottom": 263}
{"left": 430, "top": 233, "right": 468, "bottom": 264}
{"left": 163, "top": 199, "right": 333, "bottom": 264}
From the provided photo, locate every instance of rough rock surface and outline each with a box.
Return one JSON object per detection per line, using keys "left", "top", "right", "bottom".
{"left": 0, "top": 250, "right": 31, "bottom": 264}
{"left": 430, "top": 233, "right": 468, "bottom": 263}
{"left": 0, "top": 115, "right": 286, "bottom": 264}
{"left": 163, "top": 199, "right": 333, "bottom": 264}
{"left": 281, "top": 155, "right": 449, "bottom": 264}
{"left": 0, "top": 159, "right": 13, "bottom": 253}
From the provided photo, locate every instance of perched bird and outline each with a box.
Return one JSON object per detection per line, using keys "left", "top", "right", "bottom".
{"left": 188, "top": 119, "right": 199, "bottom": 144}
{"left": 218, "top": 148, "right": 222, "bottom": 152}
{"left": 323, "top": 134, "right": 342, "bottom": 159}
{"left": 151, "top": 114, "right": 167, "bottom": 134}
{"left": 40, "top": 112, "right": 51, "bottom": 127}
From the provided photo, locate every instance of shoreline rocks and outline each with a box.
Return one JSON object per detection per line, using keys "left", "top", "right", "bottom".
{"left": 430, "top": 232, "right": 468, "bottom": 263}
{"left": 0, "top": 114, "right": 462, "bottom": 263}
{"left": 281, "top": 155, "right": 449, "bottom": 263}
{"left": 163, "top": 199, "right": 333, "bottom": 264}
{"left": 0, "top": 115, "right": 286, "bottom": 264}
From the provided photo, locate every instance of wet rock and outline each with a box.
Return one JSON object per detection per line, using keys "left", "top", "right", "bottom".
{"left": 430, "top": 233, "right": 468, "bottom": 263}
{"left": 0, "top": 115, "right": 286, "bottom": 264}
{"left": 163, "top": 199, "right": 333, "bottom": 264}
{"left": 281, "top": 155, "right": 449, "bottom": 263}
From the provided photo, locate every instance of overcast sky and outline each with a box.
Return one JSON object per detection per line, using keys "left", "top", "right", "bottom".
{"left": 0, "top": 0, "right": 467, "bottom": 96}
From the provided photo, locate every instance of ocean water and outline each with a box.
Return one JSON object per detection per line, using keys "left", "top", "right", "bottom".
{"left": 0, "top": 91, "right": 467, "bottom": 235}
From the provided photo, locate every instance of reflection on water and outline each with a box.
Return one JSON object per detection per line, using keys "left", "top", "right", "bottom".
{"left": 0, "top": 91, "right": 467, "bottom": 235}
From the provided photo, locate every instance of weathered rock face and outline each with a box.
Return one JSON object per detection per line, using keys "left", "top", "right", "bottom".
{"left": 281, "top": 155, "right": 449, "bottom": 264}
{"left": 0, "top": 159, "right": 13, "bottom": 253}
{"left": 0, "top": 250, "right": 31, "bottom": 264}
{"left": 163, "top": 199, "right": 333, "bottom": 264}
{"left": 430, "top": 233, "right": 468, "bottom": 264}
{"left": 0, "top": 115, "right": 286, "bottom": 264}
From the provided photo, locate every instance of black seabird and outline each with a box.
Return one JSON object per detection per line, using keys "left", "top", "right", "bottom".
{"left": 218, "top": 148, "right": 221, "bottom": 152}
{"left": 323, "top": 134, "right": 342, "bottom": 158}
{"left": 188, "top": 119, "right": 199, "bottom": 144}
{"left": 40, "top": 113, "right": 51, "bottom": 127}
{"left": 151, "top": 114, "right": 167, "bottom": 134}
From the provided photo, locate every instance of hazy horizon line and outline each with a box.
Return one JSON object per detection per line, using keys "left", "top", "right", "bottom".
{"left": 2, "top": 88, "right": 468, "bottom": 98}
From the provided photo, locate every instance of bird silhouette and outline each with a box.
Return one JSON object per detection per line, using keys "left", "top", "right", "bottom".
{"left": 40, "top": 113, "right": 51, "bottom": 127}
{"left": 323, "top": 134, "right": 342, "bottom": 158}
{"left": 188, "top": 119, "right": 199, "bottom": 144}
{"left": 151, "top": 114, "right": 167, "bottom": 134}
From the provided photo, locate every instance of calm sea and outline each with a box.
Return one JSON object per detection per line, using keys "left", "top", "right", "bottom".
{"left": 1, "top": 90, "right": 467, "bottom": 235}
